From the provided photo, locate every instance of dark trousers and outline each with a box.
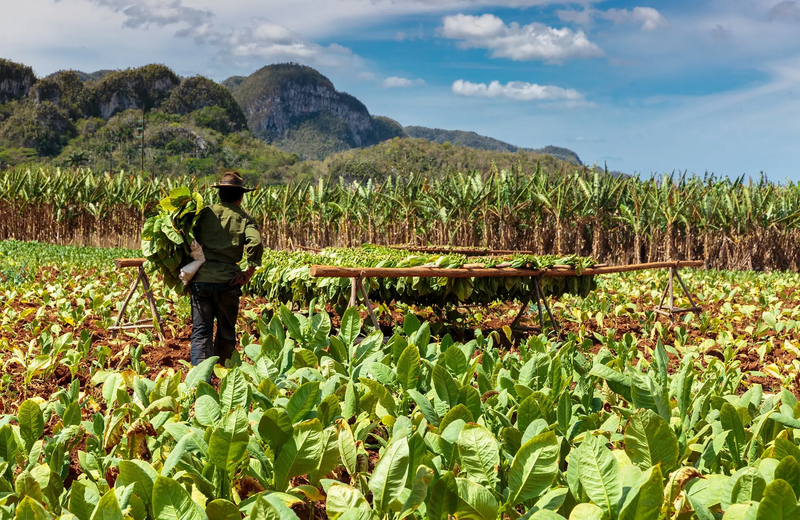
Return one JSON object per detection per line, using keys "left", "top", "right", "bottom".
{"left": 189, "top": 283, "right": 241, "bottom": 366}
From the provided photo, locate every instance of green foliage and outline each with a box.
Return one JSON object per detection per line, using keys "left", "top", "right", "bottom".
{"left": 248, "top": 245, "right": 597, "bottom": 306}
{"left": 0, "top": 100, "right": 75, "bottom": 155}
{"left": 162, "top": 76, "right": 247, "bottom": 131}
{"left": 141, "top": 188, "right": 204, "bottom": 290}
{"left": 325, "top": 137, "right": 566, "bottom": 181}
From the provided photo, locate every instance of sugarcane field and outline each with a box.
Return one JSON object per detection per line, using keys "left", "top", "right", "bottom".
{"left": 1, "top": 3, "right": 800, "bottom": 517}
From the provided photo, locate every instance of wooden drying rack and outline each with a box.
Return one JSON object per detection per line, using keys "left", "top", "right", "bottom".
{"left": 109, "top": 258, "right": 165, "bottom": 341}
{"left": 310, "top": 260, "right": 705, "bottom": 331}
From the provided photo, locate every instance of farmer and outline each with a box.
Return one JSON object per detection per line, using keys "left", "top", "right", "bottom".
{"left": 189, "top": 172, "right": 263, "bottom": 367}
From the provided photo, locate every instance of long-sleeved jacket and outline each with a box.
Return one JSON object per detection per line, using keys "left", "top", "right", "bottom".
{"left": 191, "top": 202, "right": 263, "bottom": 283}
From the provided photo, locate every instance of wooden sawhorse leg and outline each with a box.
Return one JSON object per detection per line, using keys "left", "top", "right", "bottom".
{"left": 110, "top": 266, "right": 165, "bottom": 341}
{"left": 654, "top": 266, "right": 701, "bottom": 322}
{"left": 348, "top": 275, "right": 381, "bottom": 330}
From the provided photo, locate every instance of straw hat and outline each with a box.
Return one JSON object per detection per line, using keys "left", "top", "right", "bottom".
{"left": 211, "top": 172, "right": 255, "bottom": 192}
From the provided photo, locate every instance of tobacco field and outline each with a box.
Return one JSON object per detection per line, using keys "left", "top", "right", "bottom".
{"left": 1, "top": 240, "right": 800, "bottom": 520}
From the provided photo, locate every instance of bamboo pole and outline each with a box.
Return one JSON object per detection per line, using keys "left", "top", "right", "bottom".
{"left": 310, "top": 260, "right": 704, "bottom": 279}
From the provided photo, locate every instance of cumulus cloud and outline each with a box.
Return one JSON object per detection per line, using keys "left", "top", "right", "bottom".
{"left": 382, "top": 76, "right": 426, "bottom": 87}
{"left": 75, "top": 0, "right": 363, "bottom": 68}
{"left": 79, "top": 0, "right": 213, "bottom": 36}
{"left": 440, "top": 13, "right": 603, "bottom": 62}
{"left": 769, "top": 1, "right": 800, "bottom": 21}
{"left": 556, "top": 6, "right": 669, "bottom": 31}
{"left": 219, "top": 19, "right": 362, "bottom": 67}
{"left": 452, "top": 79, "right": 584, "bottom": 102}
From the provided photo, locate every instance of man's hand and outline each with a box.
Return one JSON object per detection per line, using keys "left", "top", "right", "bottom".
{"left": 230, "top": 266, "right": 255, "bottom": 286}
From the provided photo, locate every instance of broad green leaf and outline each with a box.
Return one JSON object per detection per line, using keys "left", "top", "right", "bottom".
{"left": 507, "top": 431, "right": 560, "bottom": 507}
{"left": 258, "top": 408, "right": 293, "bottom": 452}
{"left": 208, "top": 408, "right": 249, "bottom": 473}
{"left": 152, "top": 476, "right": 207, "bottom": 520}
{"left": 204, "top": 500, "right": 240, "bottom": 520}
{"left": 618, "top": 465, "right": 663, "bottom": 520}
{"left": 336, "top": 420, "right": 358, "bottom": 477}
{"left": 557, "top": 392, "right": 572, "bottom": 435}
{"left": 723, "top": 468, "right": 766, "bottom": 510}
{"left": 721, "top": 402, "right": 746, "bottom": 467}
{"left": 218, "top": 368, "right": 248, "bottom": 414}
{"left": 433, "top": 364, "right": 459, "bottom": 409}
{"left": 574, "top": 434, "right": 622, "bottom": 518}
{"left": 18, "top": 400, "right": 44, "bottom": 450}
{"left": 624, "top": 409, "right": 679, "bottom": 472}
{"left": 407, "top": 389, "right": 439, "bottom": 427}
{"left": 250, "top": 494, "right": 300, "bottom": 520}
{"left": 15, "top": 470, "right": 42, "bottom": 503}
{"left": 15, "top": 497, "right": 51, "bottom": 520}
{"left": 774, "top": 456, "right": 800, "bottom": 498}
{"left": 326, "top": 483, "right": 371, "bottom": 520}
{"left": 89, "top": 490, "right": 123, "bottom": 520}
{"left": 722, "top": 504, "right": 756, "bottom": 520}
{"left": 399, "top": 465, "right": 434, "bottom": 519}
{"left": 340, "top": 307, "right": 362, "bottom": 347}
{"left": 427, "top": 471, "right": 459, "bottom": 520}
{"left": 568, "top": 503, "right": 604, "bottom": 520}
{"left": 369, "top": 437, "right": 410, "bottom": 514}
{"left": 286, "top": 382, "right": 321, "bottom": 424}
{"left": 69, "top": 481, "right": 99, "bottom": 520}
{"left": 397, "top": 344, "right": 421, "bottom": 391}
{"left": 194, "top": 395, "right": 221, "bottom": 427}
{"left": 457, "top": 424, "right": 500, "bottom": 488}
{"left": 454, "top": 478, "right": 499, "bottom": 520}
{"left": 756, "top": 478, "right": 800, "bottom": 520}
{"left": 273, "top": 419, "right": 324, "bottom": 491}
{"left": 117, "top": 460, "right": 158, "bottom": 506}
{"left": 184, "top": 357, "right": 219, "bottom": 388}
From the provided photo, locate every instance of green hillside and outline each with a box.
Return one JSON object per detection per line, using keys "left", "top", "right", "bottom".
{"left": 0, "top": 58, "right": 582, "bottom": 179}
{"left": 405, "top": 126, "right": 582, "bottom": 165}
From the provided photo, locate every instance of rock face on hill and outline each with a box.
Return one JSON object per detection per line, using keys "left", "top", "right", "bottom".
{"left": 0, "top": 59, "right": 36, "bottom": 103}
{"left": 229, "top": 63, "right": 404, "bottom": 159}
{"left": 94, "top": 65, "right": 180, "bottom": 119}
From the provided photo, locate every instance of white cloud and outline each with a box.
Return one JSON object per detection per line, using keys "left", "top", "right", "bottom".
{"left": 440, "top": 13, "right": 603, "bottom": 62}
{"left": 770, "top": 1, "right": 800, "bottom": 21}
{"left": 80, "top": 0, "right": 213, "bottom": 36}
{"left": 601, "top": 7, "right": 670, "bottom": 31}
{"left": 554, "top": 8, "right": 594, "bottom": 28}
{"left": 356, "top": 71, "right": 377, "bottom": 81}
{"left": 383, "top": 76, "right": 426, "bottom": 87}
{"left": 73, "top": 1, "right": 364, "bottom": 69}
{"left": 556, "top": 6, "right": 669, "bottom": 31}
{"left": 221, "top": 20, "right": 362, "bottom": 68}
{"left": 452, "top": 79, "right": 584, "bottom": 101}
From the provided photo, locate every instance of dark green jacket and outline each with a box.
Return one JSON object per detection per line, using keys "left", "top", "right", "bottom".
{"left": 192, "top": 202, "right": 263, "bottom": 284}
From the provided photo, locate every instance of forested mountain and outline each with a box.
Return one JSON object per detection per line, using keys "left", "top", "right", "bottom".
{"left": 0, "top": 58, "right": 583, "bottom": 180}
{"left": 405, "top": 126, "right": 582, "bottom": 165}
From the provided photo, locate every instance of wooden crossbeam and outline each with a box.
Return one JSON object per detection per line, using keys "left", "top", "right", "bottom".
{"left": 310, "top": 260, "right": 704, "bottom": 279}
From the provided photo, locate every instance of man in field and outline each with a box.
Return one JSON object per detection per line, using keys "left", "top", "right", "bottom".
{"left": 189, "top": 172, "right": 263, "bottom": 368}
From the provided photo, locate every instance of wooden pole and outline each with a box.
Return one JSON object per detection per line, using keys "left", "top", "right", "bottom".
{"left": 111, "top": 272, "right": 141, "bottom": 337}
{"left": 310, "top": 260, "right": 704, "bottom": 280}
{"left": 357, "top": 278, "right": 381, "bottom": 330}
{"left": 139, "top": 266, "right": 165, "bottom": 341}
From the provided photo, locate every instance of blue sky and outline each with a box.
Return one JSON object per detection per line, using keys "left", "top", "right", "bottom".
{"left": 2, "top": 0, "right": 800, "bottom": 178}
